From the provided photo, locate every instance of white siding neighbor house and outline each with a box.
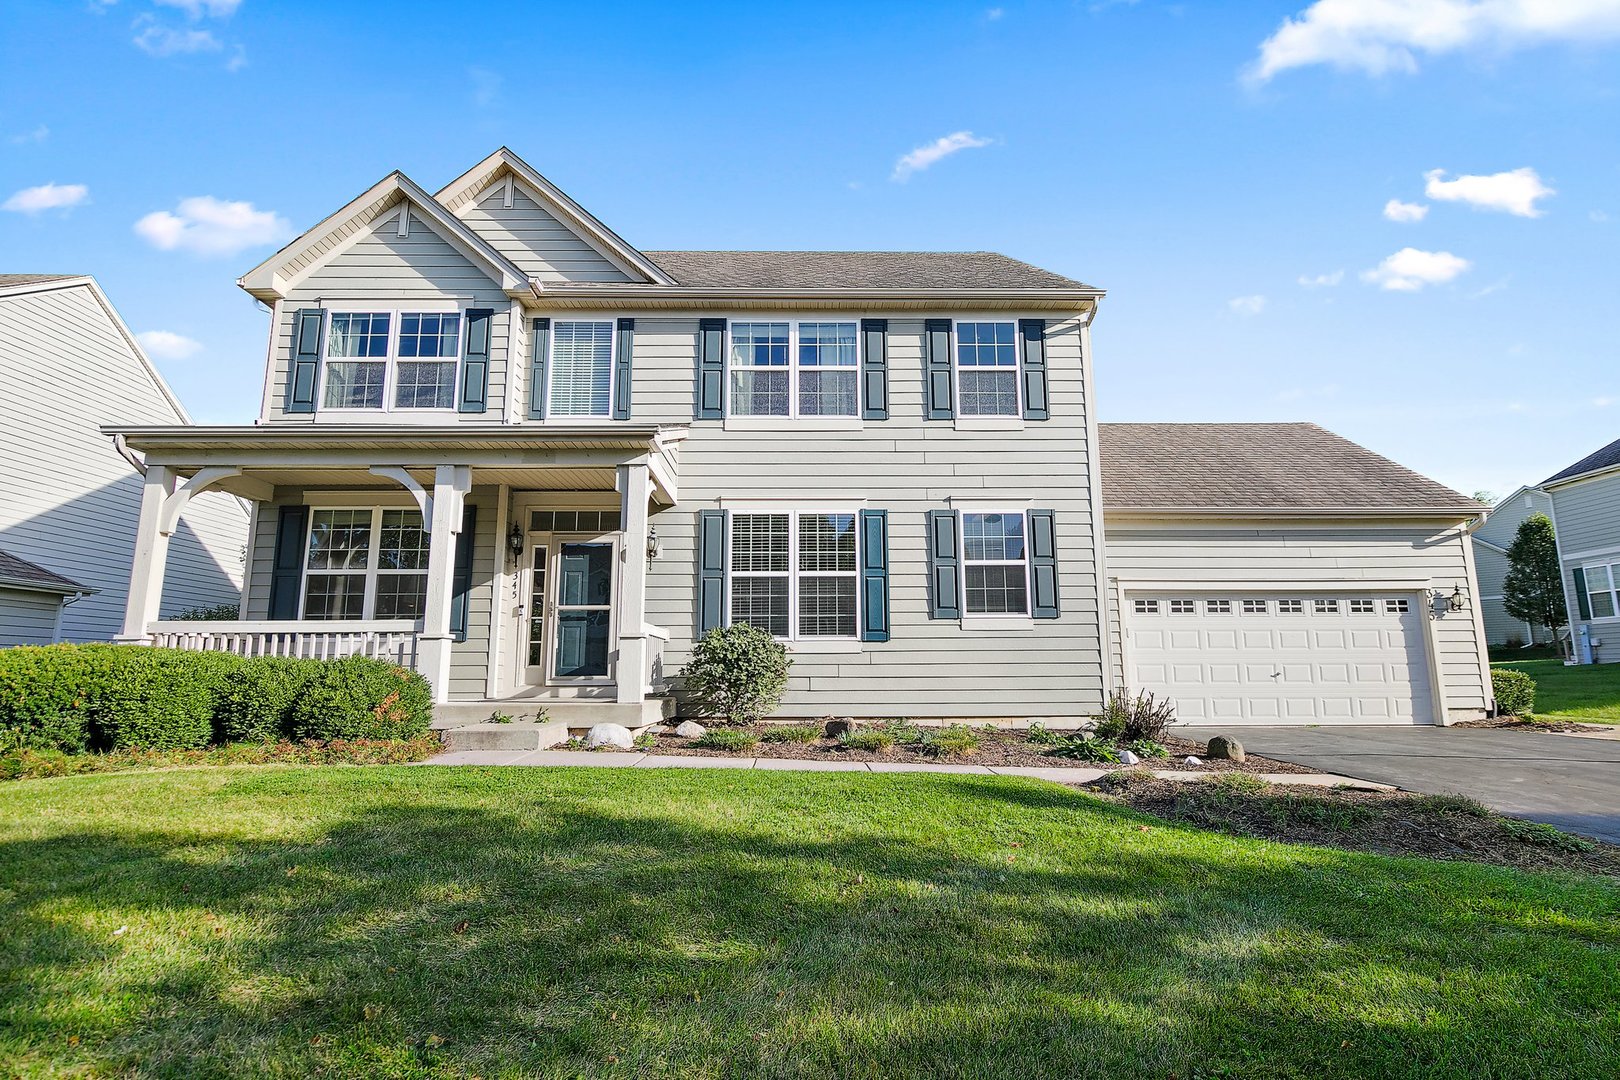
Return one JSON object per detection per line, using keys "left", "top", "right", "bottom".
{"left": 1471, "top": 486, "right": 1559, "bottom": 649}
{"left": 101, "top": 149, "right": 1494, "bottom": 732}
{"left": 0, "top": 275, "right": 249, "bottom": 644}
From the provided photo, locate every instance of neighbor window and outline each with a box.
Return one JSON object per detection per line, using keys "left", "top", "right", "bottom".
{"left": 302, "top": 508, "right": 428, "bottom": 620}
{"left": 962, "top": 512, "right": 1028, "bottom": 615}
{"left": 1582, "top": 563, "right": 1620, "bottom": 619}
{"left": 321, "top": 311, "right": 462, "bottom": 411}
{"left": 955, "top": 321, "right": 1019, "bottom": 417}
{"left": 549, "top": 321, "right": 615, "bottom": 417}
{"left": 729, "top": 511, "right": 858, "bottom": 639}
{"left": 728, "top": 320, "right": 858, "bottom": 418}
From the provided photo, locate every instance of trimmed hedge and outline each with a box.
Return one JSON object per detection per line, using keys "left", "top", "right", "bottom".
{"left": 1491, "top": 667, "right": 1536, "bottom": 717}
{"left": 0, "top": 644, "right": 433, "bottom": 753}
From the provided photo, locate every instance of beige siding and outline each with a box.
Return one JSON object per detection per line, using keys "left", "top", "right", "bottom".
{"left": 459, "top": 183, "right": 633, "bottom": 282}
{"left": 265, "top": 208, "right": 511, "bottom": 421}
{"left": 636, "top": 315, "right": 1106, "bottom": 719}
{"left": 0, "top": 282, "right": 247, "bottom": 641}
{"left": 1103, "top": 523, "right": 1491, "bottom": 721}
{"left": 0, "top": 588, "right": 65, "bottom": 646}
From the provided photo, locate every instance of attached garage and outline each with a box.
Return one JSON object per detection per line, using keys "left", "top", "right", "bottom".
{"left": 1099, "top": 424, "right": 1494, "bottom": 726}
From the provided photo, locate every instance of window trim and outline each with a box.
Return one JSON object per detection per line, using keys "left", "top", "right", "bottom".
{"left": 958, "top": 508, "right": 1034, "bottom": 620}
{"left": 298, "top": 505, "right": 429, "bottom": 621}
{"left": 723, "top": 317, "right": 863, "bottom": 422}
{"left": 952, "top": 318, "right": 1022, "bottom": 421}
{"left": 727, "top": 507, "right": 862, "bottom": 642}
{"left": 546, "top": 318, "right": 619, "bottom": 421}
{"left": 1581, "top": 561, "right": 1620, "bottom": 620}
{"left": 315, "top": 304, "right": 466, "bottom": 416}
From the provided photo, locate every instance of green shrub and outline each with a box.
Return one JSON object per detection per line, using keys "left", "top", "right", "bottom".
{"left": 917, "top": 725, "right": 979, "bottom": 758}
{"left": 679, "top": 624, "right": 791, "bottom": 723}
{"left": 0, "top": 643, "right": 115, "bottom": 752}
{"left": 695, "top": 728, "right": 758, "bottom": 752}
{"left": 170, "top": 602, "right": 241, "bottom": 621}
{"left": 289, "top": 656, "right": 433, "bottom": 741}
{"left": 1501, "top": 817, "right": 1594, "bottom": 852}
{"left": 761, "top": 724, "right": 821, "bottom": 744}
{"left": 213, "top": 656, "right": 317, "bottom": 743}
{"left": 1048, "top": 735, "right": 1119, "bottom": 763}
{"left": 1024, "top": 722, "right": 1064, "bottom": 746}
{"left": 90, "top": 648, "right": 220, "bottom": 750}
{"left": 1126, "top": 739, "right": 1169, "bottom": 759}
{"left": 1204, "top": 771, "right": 1270, "bottom": 796}
{"left": 840, "top": 729, "right": 895, "bottom": 752}
{"left": 1491, "top": 668, "right": 1536, "bottom": 716}
{"left": 1094, "top": 689, "right": 1176, "bottom": 743}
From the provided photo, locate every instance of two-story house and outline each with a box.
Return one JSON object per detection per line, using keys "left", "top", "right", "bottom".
{"left": 105, "top": 148, "right": 1493, "bottom": 731}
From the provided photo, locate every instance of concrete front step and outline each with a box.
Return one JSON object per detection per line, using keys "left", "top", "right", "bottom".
{"left": 431, "top": 697, "right": 675, "bottom": 732}
{"left": 442, "top": 721, "right": 570, "bottom": 752}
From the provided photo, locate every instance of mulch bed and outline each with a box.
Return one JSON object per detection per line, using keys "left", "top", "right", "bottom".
{"left": 1088, "top": 772, "right": 1620, "bottom": 877}
{"left": 1455, "top": 717, "right": 1604, "bottom": 734}
{"left": 580, "top": 723, "right": 1315, "bottom": 774}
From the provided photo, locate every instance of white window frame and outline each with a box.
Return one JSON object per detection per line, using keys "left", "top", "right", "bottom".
{"left": 1385, "top": 598, "right": 1410, "bottom": 614}
{"left": 727, "top": 507, "right": 861, "bottom": 642}
{"left": 952, "top": 318, "right": 1022, "bottom": 420}
{"left": 1349, "top": 598, "right": 1377, "bottom": 614}
{"left": 1133, "top": 598, "right": 1159, "bottom": 615}
{"left": 1169, "top": 599, "right": 1196, "bottom": 615}
{"left": 298, "top": 506, "right": 430, "bottom": 621}
{"left": 547, "top": 319, "right": 618, "bottom": 421}
{"left": 959, "top": 509, "right": 1033, "bottom": 619}
{"left": 1277, "top": 599, "right": 1304, "bottom": 614}
{"left": 1314, "top": 598, "right": 1340, "bottom": 614}
{"left": 316, "top": 303, "right": 466, "bottom": 417}
{"left": 1242, "top": 598, "right": 1268, "bottom": 614}
{"left": 1205, "top": 599, "right": 1233, "bottom": 615}
{"left": 1582, "top": 561, "right": 1620, "bottom": 620}
{"left": 724, "top": 318, "right": 862, "bottom": 424}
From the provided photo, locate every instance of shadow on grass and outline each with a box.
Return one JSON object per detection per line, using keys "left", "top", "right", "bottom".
{"left": 1, "top": 767, "right": 1617, "bottom": 1078}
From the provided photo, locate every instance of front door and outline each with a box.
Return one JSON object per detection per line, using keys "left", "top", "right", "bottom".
{"left": 521, "top": 534, "right": 617, "bottom": 686}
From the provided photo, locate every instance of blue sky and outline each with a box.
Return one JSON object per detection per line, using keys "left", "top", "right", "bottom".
{"left": 3, "top": 0, "right": 1617, "bottom": 499}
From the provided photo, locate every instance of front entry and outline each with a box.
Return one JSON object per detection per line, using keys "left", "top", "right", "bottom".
{"left": 522, "top": 533, "right": 618, "bottom": 686}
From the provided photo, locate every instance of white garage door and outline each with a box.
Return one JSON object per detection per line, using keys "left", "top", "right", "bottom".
{"left": 1125, "top": 592, "right": 1433, "bottom": 725}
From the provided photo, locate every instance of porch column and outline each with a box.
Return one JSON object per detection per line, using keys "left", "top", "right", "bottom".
{"left": 417, "top": 465, "right": 471, "bottom": 704}
{"left": 617, "top": 462, "right": 651, "bottom": 705}
{"left": 117, "top": 465, "right": 175, "bottom": 643}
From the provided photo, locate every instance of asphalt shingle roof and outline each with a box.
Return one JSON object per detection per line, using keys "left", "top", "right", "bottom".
{"left": 1099, "top": 422, "right": 1481, "bottom": 514}
{"left": 638, "top": 251, "right": 1095, "bottom": 291}
{"left": 0, "top": 549, "right": 89, "bottom": 593}
{"left": 0, "top": 274, "right": 79, "bottom": 288}
{"left": 1544, "top": 436, "right": 1620, "bottom": 485}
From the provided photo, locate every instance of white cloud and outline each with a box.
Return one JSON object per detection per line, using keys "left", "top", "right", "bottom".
{"left": 1248, "top": 0, "right": 1620, "bottom": 83}
{"left": 2, "top": 182, "right": 89, "bottom": 214}
{"left": 1227, "top": 294, "right": 1268, "bottom": 316}
{"left": 136, "top": 330, "right": 203, "bottom": 360}
{"left": 1383, "top": 198, "right": 1428, "bottom": 222}
{"left": 1596, "top": 396, "right": 1614, "bottom": 407}
{"left": 1424, "top": 167, "right": 1553, "bottom": 216}
{"left": 226, "top": 44, "right": 248, "bottom": 72}
{"left": 986, "top": 7, "right": 1004, "bottom": 19}
{"left": 1297, "top": 269, "right": 1344, "bottom": 287}
{"left": 133, "top": 24, "right": 221, "bottom": 56}
{"left": 154, "top": 0, "right": 242, "bottom": 16}
{"left": 891, "top": 131, "right": 993, "bottom": 182}
{"left": 10, "top": 124, "right": 49, "bottom": 145}
{"left": 1593, "top": 210, "right": 1612, "bottom": 223}
{"left": 1361, "top": 247, "right": 1471, "bottom": 291}
{"left": 134, "top": 196, "right": 292, "bottom": 257}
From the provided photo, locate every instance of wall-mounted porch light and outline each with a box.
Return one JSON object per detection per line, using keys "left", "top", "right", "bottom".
{"left": 506, "top": 523, "right": 524, "bottom": 565}
{"left": 646, "top": 525, "right": 661, "bottom": 561}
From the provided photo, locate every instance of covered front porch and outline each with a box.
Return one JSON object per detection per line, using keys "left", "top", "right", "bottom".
{"left": 106, "top": 424, "right": 684, "bottom": 719}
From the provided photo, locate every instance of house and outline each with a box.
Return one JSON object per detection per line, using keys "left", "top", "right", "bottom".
{"left": 0, "top": 274, "right": 248, "bottom": 645}
{"left": 102, "top": 148, "right": 1494, "bottom": 726}
{"left": 1471, "top": 486, "right": 1559, "bottom": 648}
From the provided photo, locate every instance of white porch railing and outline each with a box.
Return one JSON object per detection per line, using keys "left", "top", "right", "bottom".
{"left": 148, "top": 620, "right": 422, "bottom": 669}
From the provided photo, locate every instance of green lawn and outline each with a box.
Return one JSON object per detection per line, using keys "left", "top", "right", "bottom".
{"left": 1492, "top": 657, "right": 1620, "bottom": 723}
{"left": 2, "top": 768, "right": 1617, "bottom": 1078}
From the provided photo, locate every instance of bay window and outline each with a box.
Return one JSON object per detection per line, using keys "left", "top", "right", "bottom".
{"left": 730, "top": 511, "right": 858, "bottom": 639}
{"left": 302, "top": 508, "right": 429, "bottom": 620}
{"left": 729, "top": 320, "right": 859, "bottom": 418}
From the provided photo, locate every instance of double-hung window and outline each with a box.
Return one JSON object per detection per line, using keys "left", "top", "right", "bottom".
{"left": 729, "top": 320, "right": 859, "bottom": 418}
{"left": 729, "top": 511, "right": 858, "bottom": 639}
{"left": 1582, "top": 562, "right": 1620, "bottom": 618}
{"left": 322, "top": 311, "right": 462, "bottom": 411}
{"left": 549, "top": 321, "right": 615, "bottom": 417}
{"left": 962, "top": 511, "right": 1029, "bottom": 615}
{"left": 955, "top": 321, "right": 1019, "bottom": 417}
{"left": 302, "top": 508, "right": 429, "bottom": 620}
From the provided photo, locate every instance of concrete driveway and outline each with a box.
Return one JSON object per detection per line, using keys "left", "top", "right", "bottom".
{"left": 1179, "top": 725, "right": 1620, "bottom": 844}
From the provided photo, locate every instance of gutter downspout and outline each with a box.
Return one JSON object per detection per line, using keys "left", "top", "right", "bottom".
{"left": 112, "top": 434, "right": 146, "bottom": 477}
{"left": 1458, "top": 511, "right": 1495, "bottom": 720}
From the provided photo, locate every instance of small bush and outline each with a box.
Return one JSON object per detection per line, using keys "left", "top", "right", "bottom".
{"left": 1204, "top": 771, "right": 1270, "bottom": 796}
{"left": 918, "top": 725, "right": 979, "bottom": 758}
{"left": 761, "top": 724, "right": 821, "bottom": 744}
{"left": 1491, "top": 668, "right": 1536, "bottom": 717}
{"left": 1501, "top": 817, "right": 1594, "bottom": 852}
{"left": 695, "top": 728, "right": 758, "bottom": 752}
{"left": 0, "top": 643, "right": 116, "bottom": 753}
{"left": 213, "top": 656, "right": 316, "bottom": 743}
{"left": 289, "top": 656, "right": 433, "bottom": 741}
{"left": 1413, "top": 793, "right": 1492, "bottom": 818}
{"left": 1095, "top": 689, "right": 1175, "bottom": 743}
{"left": 841, "top": 729, "right": 896, "bottom": 752}
{"left": 679, "top": 624, "right": 791, "bottom": 724}
{"left": 90, "top": 648, "right": 219, "bottom": 750}
{"left": 1126, "top": 739, "right": 1168, "bottom": 759}
{"left": 170, "top": 603, "right": 241, "bottom": 621}
{"left": 1048, "top": 735, "right": 1120, "bottom": 763}
{"left": 1024, "top": 722, "right": 1064, "bottom": 746}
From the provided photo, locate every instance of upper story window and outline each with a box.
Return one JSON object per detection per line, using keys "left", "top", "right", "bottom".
{"left": 730, "top": 320, "right": 858, "bottom": 418}
{"left": 1582, "top": 562, "right": 1620, "bottom": 619}
{"left": 322, "top": 311, "right": 461, "bottom": 411}
{"left": 955, "top": 321, "right": 1019, "bottom": 417}
{"left": 549, "top": 321, "right": 615, "bottom": 417}
{"left": 962, "top": 511, "right": 1028, "bottom": 615}
{"left": 729, "top": 510, "right": 858, "bottom": 639}
{"left": 302, "top": 508, "right": 428, "bottom": 620}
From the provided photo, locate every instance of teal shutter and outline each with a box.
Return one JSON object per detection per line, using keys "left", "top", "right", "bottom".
{"left": 1574, "top": 567, "right": 1592, "bottom": 620}
{"left": 861, "top": 318, "right": 888, "bottom": 420}
{"left": 695, "top": 318, "right": 726, "bottom": 419}
{"left": 859, "top": 509, "right": 889, "bottom": 641}
{"left": 268, "top": 505, "right": 309, "bottom": 619}
{"left": 612, "top": 317, "right": 634, "bottom": 420}
{"left": 1019, "top": 319, "right": 1049, "bottom": 421}
{"left": 527, "top": 317, "right": 550, "bottom": 420}
{"left": 458, "top": 309, "right": 493, "bottom": 413}
{"left": 1027, "top": 509, "right": 1059, "bottom": 619}
{"left": 927, "top": 509, "right": 962, "bottom": 619}
{"left": 925, "top": 319, "right": 954, "bottom": 420}
{"left": 285, "top": 308, "right": 324, "bottom": 414}
{"left": 697, "top": 510, "right": 728, "bottom": 633}
{"left": 449, "top": 506, "right": 477, "bottom": 642}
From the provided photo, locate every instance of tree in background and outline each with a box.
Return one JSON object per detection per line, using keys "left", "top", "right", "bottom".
{"left": 1503, "top": 513, "right": 1566, "bottom": 643}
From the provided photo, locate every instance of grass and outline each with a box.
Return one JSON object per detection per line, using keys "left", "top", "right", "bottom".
{"left": 1, "top": 768, "right": 1617, "bottom": 1078}
{"left": 1491, "top": 656, "right": 1620, "bottom": 724}
{"left": 692, "top": 729, "right": 758, "bottom": 751}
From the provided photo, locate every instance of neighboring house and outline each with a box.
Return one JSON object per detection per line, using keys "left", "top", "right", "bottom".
{"left": 1470, "top": 486, "right": 1559, "bottom": 648}
{"left": 103, "top": 149, "right": 1494, "bottom": 724}
{"left": 0, "top": 274, "right": 249, "bottom": 644}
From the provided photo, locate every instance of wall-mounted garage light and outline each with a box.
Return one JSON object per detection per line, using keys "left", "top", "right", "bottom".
{"left": 1429, "top": 584, "right": 1469, "bottom": 616}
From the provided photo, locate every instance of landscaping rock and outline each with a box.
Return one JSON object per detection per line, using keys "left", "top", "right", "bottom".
{"left": 1184, "top": 756, "right": 1202, "bottom": 766}
{"left": 1206, "top": 735, "right": 1245, "bottom": 762}
{"left": 674, "top": 720, "right": 707, "bottom": 739}
{"left": 1117, "top": 749, "right": 1141, "bottom": 766}
{"left": 823, "top": 717, "right": 858, "bottom": 738}
{"left": 584, "top": 723, "right": 634, "bottom": 750}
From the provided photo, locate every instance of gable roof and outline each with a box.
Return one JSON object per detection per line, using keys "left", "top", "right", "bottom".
{"left": 1099, "top": 422, "right": 1482, "bottom": 516}
{"left": 1544, "top": 436, "right": 1620, "bottom": 486}
{"left": 637, "top": 251, "right": 1094, "bottom": 291}
{"left": 0, "top": 548, "right": 92, "bottom": 595}
{"left": 0, "top": 273, "right": 80, "bottom": 290}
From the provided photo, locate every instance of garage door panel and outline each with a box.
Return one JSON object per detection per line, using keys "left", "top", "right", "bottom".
{"left": 1349, "top": 630, "right": 1383, "bottom": 648}
{"left": 1241, "top": 630, "right": 1274, "bottom": 649}
{"left": 1204, "top": 630, "right": 1238, "bottom": 649}
{"left": 1277, "top": 630, "right": 1310, "bottom": 649}
{"left": 1313, "top": 629, "right": 1347, "bottom": 649}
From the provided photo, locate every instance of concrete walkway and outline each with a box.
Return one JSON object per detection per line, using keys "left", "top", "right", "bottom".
{"left": 418, "top": 748, "right": 1382, "bottom": 788}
